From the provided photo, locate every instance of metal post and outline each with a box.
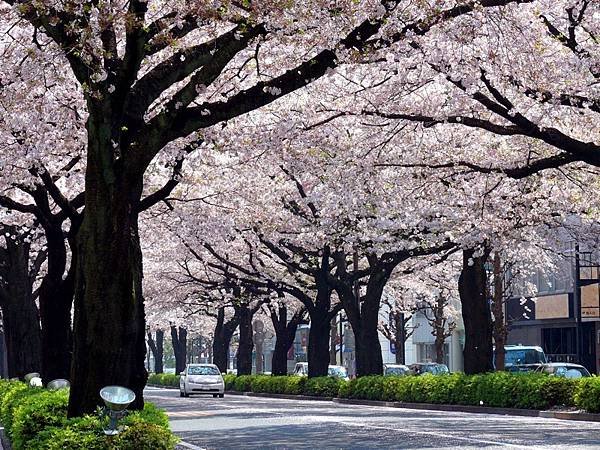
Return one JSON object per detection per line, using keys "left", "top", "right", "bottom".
{"left": 339, "top": 314, "right": 343, "bottom": 364}
{"left": 575, "top": 244, "right": 582, "bottom": 365}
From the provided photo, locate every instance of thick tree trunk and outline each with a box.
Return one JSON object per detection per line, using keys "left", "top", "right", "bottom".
{"left": 68, "top": 111, "right": 148, "bottom": 416}
{"left": 307, "top": 316, "right": 330, "bottom": 377}
{"left": 307, "top": 278, "right": 336, "bottom": 378}
{"left": 0, "top": 233, "right": 43, "bottom": 379}
{"left": 355, "top": 321, "right": 383, "bottom": 376}
{"left": 236, "top": 303, "right": 253, "bottom": 375}
{"left": 435, "top": 330, "right": 445, "bottom": 364}
{"left": 340, "top": 273, "right": 385, "bottom": 377}
{"left": 171, "top": 326, "right": 188, "bottom": 374}
{"left": 459, "top": 249, "right": 494, "bottom": 375}
{"left": 38, "top": 226, "right": 76, "bottom": 384}
{"left": 155, "top": 330, "right": 164, "bottom": 373}
{"left": 147, "top": 329, "right": 164, "bottom": 374}
{"left": 270, "top": 305, "right": 304, "bottom": 376}
{"left": 212, "top": 307, "right": 239, "bottom": 373}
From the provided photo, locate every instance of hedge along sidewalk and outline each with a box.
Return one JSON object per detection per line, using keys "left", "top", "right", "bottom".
{"left": 219, "top": 373, "right": 600, "bottom": 423}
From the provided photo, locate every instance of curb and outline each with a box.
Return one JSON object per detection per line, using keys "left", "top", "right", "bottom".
{"left": 227, "top": 391, "right": 333, "bottom": 401}
{"left": 332, "top": 398, "right": 600, "bottom": 422}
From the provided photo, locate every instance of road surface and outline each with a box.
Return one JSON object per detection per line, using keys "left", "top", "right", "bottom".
{"left": 144, "top": 387, "right": 600, "bottom": 449}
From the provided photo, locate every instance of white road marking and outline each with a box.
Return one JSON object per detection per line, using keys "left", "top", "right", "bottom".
{"left": 177, "top": 440, "right": 206, "bottom": 450}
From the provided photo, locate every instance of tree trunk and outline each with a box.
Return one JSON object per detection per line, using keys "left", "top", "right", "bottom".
{"left": 212, "top": 307, "right": 239, "bottom": 373}
{"left": 355, "top": 321, "right": 383, "bottom": 376}
{"left": 38, "top": 225, "right": 76, "bottom": 384}
{"left": 395, "top": 313, "right": 406, "bottom": 365}
{"left": 307, "top": 315, "right": 330, "bottom": 377}
{"left": 236, "top": 303, "right": 253, "bottom": 375}
{"left": 340, "top": 272, "right": 385, "bottom": 377}
{"left": 270, "top": 305, "right": 304, "bottom": 376}
{"left": 171, "top": 326, "right": 187, "bottom": 374}
{"left": 459, "top": 248, "right": 493, "bottom": 375}
{"left": 147, "top": 329, "right": 164, "bottom": 374}
{"left": 434, "top": 329, "right": 445, "bottom": 364}
{"left": 155, "top": 330, "right": 164, "bottom": 373}
{"left": 68, "top": 108, "right": 148, "bottom": 416}
{"left": 0, "top": 233, "right": 43, "bottom": 379}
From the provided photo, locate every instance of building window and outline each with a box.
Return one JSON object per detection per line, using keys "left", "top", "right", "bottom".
{"left": 542, "top": 327, "right": 576, "bottom": 362}
{"left": 416, "top": 343, "right": 450, "bottom": 367}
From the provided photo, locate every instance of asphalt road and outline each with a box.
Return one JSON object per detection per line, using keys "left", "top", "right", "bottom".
{"left": 144, "top": 387, "right": 600, "bottom": 450}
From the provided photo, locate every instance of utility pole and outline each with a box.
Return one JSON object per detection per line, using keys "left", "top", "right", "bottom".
{"left": 574, "top": 244, "right": 582, "bottom": 365}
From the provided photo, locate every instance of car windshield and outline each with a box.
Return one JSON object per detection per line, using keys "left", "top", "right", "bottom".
{"left": 385, "top": 367, "right": 408, "bottom": 376}
{"left": 188, "top": 366, "right": 220, "bottom": 376}
{"left": 328, "top": 367, "right": 347, "bottom": 378}
{"left": 505, "top": 349, "right": 547, "bottom": 365}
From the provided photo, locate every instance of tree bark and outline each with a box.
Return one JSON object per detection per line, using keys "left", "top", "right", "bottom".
{"left": 0, "top": 234, "right": 43, "bottom": 379}
{"left": 37, "top": 218, "right": 79, "bottom": 384}
{"left": 212, "top": 307, "right": 239, "bottom": 373}
{"left": 236, "top": 303, "right": 254, "bottom": 375}
{"left": 459, "top": 248, "right": 494, "bottom": 375}
{"left": 68, "top": 107, "right": 148, "bottom": 417}
{"left": 337, "top": 269, "right": 386, "bottom": 377}
{"left": 270, "top": 305, "right": 305, "bottom": 376}
{"left": 147, "top": 329, "right": 164, "bottom": 374}
{"left": 307, "top": 277, "right": 336, "bottom": 378}
{"left": 171, "top": 325, "right": 188, "bottom": 374}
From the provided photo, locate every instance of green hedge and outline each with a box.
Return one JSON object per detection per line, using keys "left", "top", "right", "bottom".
{"left": 222, "top": 372, "right": 600, "bottom": 412}
{"left": 0, "top": 380, "right": 178, "bottom": 449}
{"left": 574, "top": 376, "right": 600, "bottom": 413}
{"left": 147, "top": 373, "right": 180, "bottom": 387}
{"left": 227, "top": 374, "right": 344, "bottom": 398}
{"left": 340, "top": 372, "right": 580, "bottom": 410}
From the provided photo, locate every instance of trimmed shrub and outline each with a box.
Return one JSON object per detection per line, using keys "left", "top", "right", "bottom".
{"left": 223, "top": 374, "right": 236, "bottom": 390}
{"left": 339, "top": 372, "right": 578, "bottom": 410}
{"left": 147, "top": 373, "right": 180, "bottom": 387}
{"left": 304, "top": 377, "right": 345, "bottom": 398}
{"left": 575, "top": 377, "right": 600, "bottom": 413}
{"left": 232, "top": 375, "right": 256, "bottom": 392}
{"left": 0, "top": 381, "right": 178, "bottom": 450}
{"left": 11, "top": 389, "right": 69, "bottom": 450}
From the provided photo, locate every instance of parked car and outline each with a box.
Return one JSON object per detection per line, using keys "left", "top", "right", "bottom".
{"left": 383, "top": 364, "right": 410, "bottom": 377}
{"left": 180, "top": 364, "right": 225, "bottom": 398}
{"left": 408, "top": 363, "right": 449, "bottom": 375}
{"left": 293, "top": 362, "right": 349, "bottom": 379}
{"left": 499, "top": 345, "right": 548, "bottom": 373}
{"left": 535, "top": 363, "right": 591, "bottom": 379}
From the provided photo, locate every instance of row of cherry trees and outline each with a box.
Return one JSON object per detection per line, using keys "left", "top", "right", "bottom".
{"left": 0, "top": 0, "right": 598, "bottom": 417}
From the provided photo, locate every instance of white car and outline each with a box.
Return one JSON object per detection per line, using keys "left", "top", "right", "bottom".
{"left": 180, "top": 364, "right": 225, "bottom": 398}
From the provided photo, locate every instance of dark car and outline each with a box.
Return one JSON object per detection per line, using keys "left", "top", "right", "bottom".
{"left": 409, "top": 363, "right": 449, "bottom": 375}
{"left": 535, "top": 363, "right": 591, "bottom": 378}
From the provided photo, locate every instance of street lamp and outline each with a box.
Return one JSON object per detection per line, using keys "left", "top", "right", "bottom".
{"left": 99, "top": 386, "right": 136, "bottom": 435}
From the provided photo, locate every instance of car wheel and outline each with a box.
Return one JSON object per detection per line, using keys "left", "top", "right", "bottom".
{"left": 219, "top": 394, "right": 224, "bottom": 398}
{"left": 179, "top": 391, "right": 184, "bottom": 398}
{"left": 212, "top": 394, "right": 218, "bottom": 398}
